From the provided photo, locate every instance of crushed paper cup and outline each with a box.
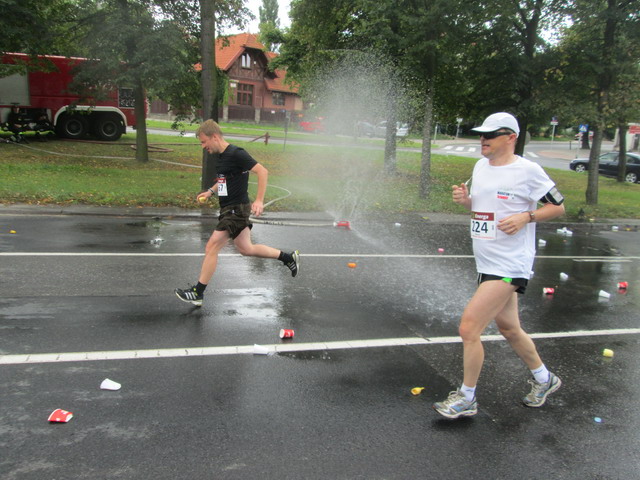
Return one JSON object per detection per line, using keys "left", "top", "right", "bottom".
{"left": 538, "top": 239, "right": 547, "bottom": 247}
{"left": 438, "top": 248, "right": 445, "bottom": 253}
{"left": 602, "top": 348, "right": 614, "bottom": 358}
{"left": 543, "top": 287, "right": 555, "bottom": 295}
{"left": 253, "top": 344, "right": 270, "bottom": 355}
{"left": 598, "top": 290, "right": 611, "bottom": 299}
{"left": 611, "top": 226, "right": 619, "bottom": 231}
{"left": 411, "top": 387, "right": 425, "bottom": 396}
{"left": 100, "top": 378, "right": 121, "bottom": 391}
{"left": 48, "top": 409, "right": 73, "bottom": 423}
{"left": 618, "top": 281, "right": 628, "bottom": 290}
{"left": 559, "top": 272, "right": 569, "bottom": 281}
{"left": 556, "top": 227, "right": 573, "bottom": 237}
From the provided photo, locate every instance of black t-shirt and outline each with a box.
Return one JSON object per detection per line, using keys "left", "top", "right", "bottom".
{"left": 216, "top": 145, "right": 258, "bottom": 207}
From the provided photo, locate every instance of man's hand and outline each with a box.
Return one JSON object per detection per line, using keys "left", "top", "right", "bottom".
{"left": 497, "top": 212, "right": 530, "bottom": 235}
{"left": 452, "top": 183, "right": 470, "bottom": 208}
{"left": 251, "top": 200, "right": 264, "bottom": 217}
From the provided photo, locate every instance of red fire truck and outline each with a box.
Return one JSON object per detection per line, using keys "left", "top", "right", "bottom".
{"left": 0, "top": 53, "right": 139, "bottom": 141}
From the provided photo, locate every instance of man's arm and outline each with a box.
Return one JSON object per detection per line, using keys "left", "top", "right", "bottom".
{"left": 250, "top": 163, "right": 268, "bottom": 216}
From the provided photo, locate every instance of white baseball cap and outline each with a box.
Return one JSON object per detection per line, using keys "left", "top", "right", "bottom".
{"left": 471, "top": 112, "right": 520, "bottom": 137}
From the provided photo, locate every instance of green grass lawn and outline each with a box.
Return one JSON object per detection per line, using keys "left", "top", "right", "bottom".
{"left": 1, "top": 130, "right": 638, "bottom": 219}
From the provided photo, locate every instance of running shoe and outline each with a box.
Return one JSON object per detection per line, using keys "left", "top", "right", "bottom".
{"left": 433, "top": 390, "right": 478, "bottom": 419}
{"left": 285, "top": 250, "right": 300, "bottom": 278}
{"left": 174, "top": 286, "right": 203, "bottom": 307}
{"left": 523, "top": 372, "right": 562, "bottom": 407}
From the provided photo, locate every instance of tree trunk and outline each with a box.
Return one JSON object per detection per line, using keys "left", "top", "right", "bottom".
{"left": 580, "top": 128, "right": 591, "bottom": 150}
{"left": 617, "top": 123, "right": 628, "bottom": 183}
{"left": 515, "top": 116, "right": 527, "bottom": 157}
{"left": 419, "top": 84, "right": 433, "bottom": 199}
{"left": 200, "top": 0, "right": 218, "bottom": 191}
{"left": 586, "top": 0, "right": 619, "bottom": 205}
{"left": 586, "top": 128, "right": 603, "bottom": 205}
{"left": 384, "top": 105, "right": 397, "bottom": 175}
{"left": 134, "top": 78, "right": 148, "bottom": 162}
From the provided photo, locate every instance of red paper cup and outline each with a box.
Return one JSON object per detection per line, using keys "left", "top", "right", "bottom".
{"left": 618, "top": 281, "right": 628, "bottom": 289}
{"left": 279, "top": 329, "right": 295, "bottom": 339}
{"left": 543, "top": 287, "right": 555, "bottom": 295}
{"left": 48, "top": 409, "right": 73, "bottom": 423}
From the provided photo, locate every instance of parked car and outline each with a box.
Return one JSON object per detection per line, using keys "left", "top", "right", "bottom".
{"left": 356, "top": 121, "right": 409, "bottom": 138}
{"left": 299, "top": 118, "right": 325, "bottom": 133}
{"left": 569, "top": 151, "right": 640, "bottom": 183}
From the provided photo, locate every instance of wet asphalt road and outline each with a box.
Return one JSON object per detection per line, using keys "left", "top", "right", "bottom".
{"left": 1, "top": 208, "right": 639, "bottom": 480}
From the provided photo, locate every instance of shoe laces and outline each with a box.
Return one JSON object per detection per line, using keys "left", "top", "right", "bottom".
{"left": 527, "top": 378, "right": 547, "bottom": 395}
{"left": 443, "top": 390, "right": 466, "bottom": 406}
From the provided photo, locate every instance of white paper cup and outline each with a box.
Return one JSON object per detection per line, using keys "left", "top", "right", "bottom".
{"left": 253, "top": 344, "right": 270, "bottom": 355}
{"left": 538, "top": 239, "right": 547, "bottom": 247}
{"left": 598, "top": 290, "right": 611, "bottom": 299}
{"left": 100, "top": 378, "right": 121, "bottom": 391}
{"left": 559, "top": 272, "right": 569, "bottom": 281}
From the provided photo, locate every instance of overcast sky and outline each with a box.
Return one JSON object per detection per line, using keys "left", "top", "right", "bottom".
{"left": 223, "top": 0, "right": 292, "bottom": 34}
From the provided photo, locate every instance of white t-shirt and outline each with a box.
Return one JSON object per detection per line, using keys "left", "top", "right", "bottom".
{"left": 469, "top": 156, "right": 555, "bottom": 279}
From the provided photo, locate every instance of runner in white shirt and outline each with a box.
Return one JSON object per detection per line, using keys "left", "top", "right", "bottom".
{"left": 433, "top": 112, "right": 566, "bottom": 419}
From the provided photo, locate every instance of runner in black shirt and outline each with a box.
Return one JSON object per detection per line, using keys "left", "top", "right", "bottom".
{"left": 175, "top": 120, "right": 300, "bottom": 307}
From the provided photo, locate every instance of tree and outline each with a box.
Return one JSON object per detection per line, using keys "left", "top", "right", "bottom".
{"left": 156, "top": 0, "right": 251, "bottom": 188}
{"left": 0, "top": 0, "right": 80, "bottom": 58}
{"left": 565, "top": 0, "right": 639, "bottom": 203}
{"left": 259, "top": 0, "right": 280, "bottom": 51}
{"left": 461, "top": 0, "right": 569, "bottom": 156}
{"left": 72, "top": 0, "right": 196, "bottom": 162}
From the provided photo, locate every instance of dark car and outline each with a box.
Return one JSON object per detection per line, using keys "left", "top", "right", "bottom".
{"left": 569, "top": 151, "right": 640, "bottom": 183}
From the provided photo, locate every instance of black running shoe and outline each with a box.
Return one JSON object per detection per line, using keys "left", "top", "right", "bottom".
{"left": 285, "top": 250, "right": 300, "bottom": 278}
{"left": 175, "top": 286, "right": 203, "bottom": 306}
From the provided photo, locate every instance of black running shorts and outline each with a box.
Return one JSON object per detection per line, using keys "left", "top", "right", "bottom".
{"left": 215, "top": 203, "right": 253, "bottom": 239}
{"left": 477, "top": 273, "right": 528, "bottom": 294}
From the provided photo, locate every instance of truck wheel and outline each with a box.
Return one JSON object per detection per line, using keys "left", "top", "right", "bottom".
{"left": 56, "top": 114, "right": 88, "bottom": 139}
{"left": 93, "top": 115, "right": 123, "bottom": 141}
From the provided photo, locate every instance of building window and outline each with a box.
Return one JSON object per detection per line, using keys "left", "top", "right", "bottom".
{"left": 237, "top": 83, "right": 253, "bottom": 106}
{"left": 272, "top": 92, "right": 285, "bottom": 106}
{"left": 241, "top": 53, "right": 251, "bottom": 69}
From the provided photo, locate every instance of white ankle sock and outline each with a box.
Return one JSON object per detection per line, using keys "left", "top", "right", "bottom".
{"left": 531, "top": 364, "right": 550, "bottom": 384}
{"left": 460, "top": 384, "right": 476, "bottom": 401}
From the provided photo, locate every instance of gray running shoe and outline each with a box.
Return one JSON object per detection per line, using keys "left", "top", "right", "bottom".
{"left": 523, "top": 372, "right": 562, "bottom": 407}
{"left": 433, "top": 390, "right": 478, "bottom": 419}
{"left": 285, "top": 250, "right": 300, "bottom": 277}
{"left": 175, "top": 285, "right": 203, "bottom": 307}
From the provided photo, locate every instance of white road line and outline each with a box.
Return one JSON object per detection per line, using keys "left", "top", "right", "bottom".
{"left": 455, "top": 146, "right": 465, "bottom": 151}
{"left": 526, "top": 151, "right": 539, "bottom": 158}
{"left": 443, "top": 146, "right": 453, "bottom": 150}
{"left": 1, "top": 252, "right": 639, "bottom": 261}
{"left": 1, "top": 328, "right": 638, "bottom": 366}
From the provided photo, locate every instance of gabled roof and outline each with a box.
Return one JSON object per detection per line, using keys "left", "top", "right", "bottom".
{"left": 214, "top": 33, "right": 298, "bottom": 94}
{"left": 215, "top": 33, "right": 265, "bottom": 71}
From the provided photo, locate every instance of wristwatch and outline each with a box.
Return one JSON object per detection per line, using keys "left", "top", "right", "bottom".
{"left": 528, "top": 211, "right": 536, "bottom": 222}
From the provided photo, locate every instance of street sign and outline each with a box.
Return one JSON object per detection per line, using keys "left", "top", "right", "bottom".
{"left": 579, "top": 124, "right": 588, "bottom": 133}
{"left": 629, "top": 125, "right": 640, "bottom": 135}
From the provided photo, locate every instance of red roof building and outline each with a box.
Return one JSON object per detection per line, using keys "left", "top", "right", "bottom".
{"left": 214, "top": 33, "right": 302, "bottom": 122}
{"left": 149, "top": 33, "right": 303, "bottom": 123}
